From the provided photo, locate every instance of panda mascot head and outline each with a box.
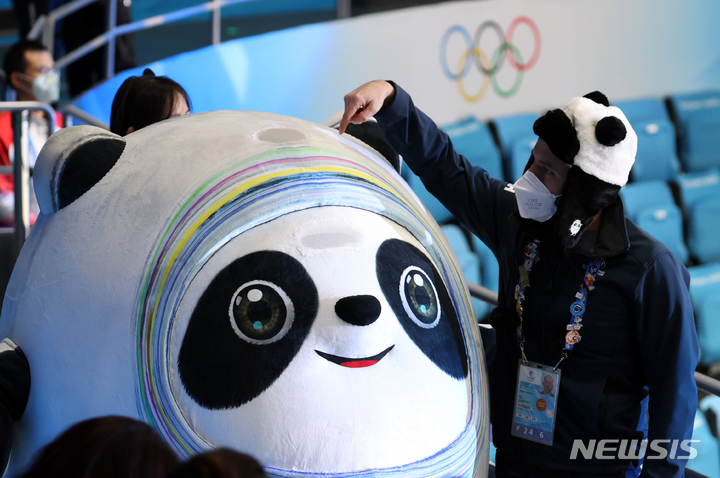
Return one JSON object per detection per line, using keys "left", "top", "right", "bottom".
{"left": 0, "top": 111, "right": 489, "bottom": 477}
{"left": 532, "top": 91, "right": 637, "bottom": 247}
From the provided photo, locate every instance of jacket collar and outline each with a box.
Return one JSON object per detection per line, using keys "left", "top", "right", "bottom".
{"left": 510, "top": 196, "right": 630, "bottom": 258}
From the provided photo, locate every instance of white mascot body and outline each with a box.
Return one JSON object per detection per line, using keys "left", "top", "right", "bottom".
{"left": 0, "top": 111, "right": 489, "bottom": 477}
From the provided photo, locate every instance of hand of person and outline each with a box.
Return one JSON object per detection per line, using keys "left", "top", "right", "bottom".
{"left": 338, "top": 81, "right": 395, "bottom": 135}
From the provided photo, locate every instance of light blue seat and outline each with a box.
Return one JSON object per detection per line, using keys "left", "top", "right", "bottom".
{"left": 440, "top": 224, "right": 488, "bottom": 319}
{"left": 614, "top": 97, "right": 672, "bottom": 123}
{"left": 668, "top": 90, "right": 720, "bottom": 173}
{"left": 441, "top": 116, "right": 504, "bottom": 181}
{"left": 699, "top": 395, "right": 720, "bottom": 435}
{"left": 632, "top": 119, "right": 681, "bottom": 182}
{"left": 614, "top": 97, "right": 681, "bottom": 182}
{"left": 405, "top": 173, "right": 455, "bottom": 225}
{"left": 470, "top": 234, "right": 500, "bottom": 296}
{"left": 689, "top": 262, "right": 720, "bottom": 365}
{"left": 508, "top": 134, "right": 537, "bottom": 182}
{"left": 678, "top": 168, "right": 720, "bottom": 263}
{"left": 490, "top": 113, "right": 539, "bottom": 181}
{"left": 619, "top": 181, "right": 688, "bottom": 264}
{"left": 690, "top": 407, "right": 720, "bottom": 478}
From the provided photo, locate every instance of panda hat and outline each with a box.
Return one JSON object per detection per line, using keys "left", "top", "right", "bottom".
{"left": 532, "top": 91, "right": 637, "bottom": 247}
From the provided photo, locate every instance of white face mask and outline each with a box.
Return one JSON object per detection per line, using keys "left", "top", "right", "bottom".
{"left": 513, "top": 171, "right": 560, "bottom": 222}
{"left": 19, "top": 69, "right": 60, "bottom": 104}
{"left": 32, "top": 70, "right": 60, "bottom": 104}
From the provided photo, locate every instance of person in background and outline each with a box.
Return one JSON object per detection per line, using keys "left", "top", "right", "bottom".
{"left": 19, "top": 415, "right": 179, "bottom": 478}
{"left": 338, "top": 80, "right": 698, "bottom": 478}
{"left": 0, "top": 39, "right": 62, "bottom": 226}
{"left": 167, "top": 448, "right": 268, "bottom": 478}
{"left": 109, "top": 68, "right": 191, "bottom": 136}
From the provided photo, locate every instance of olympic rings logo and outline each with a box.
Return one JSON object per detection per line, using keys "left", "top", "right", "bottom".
{"left": 440, "top": 16, "right": 541, "bottom": 103}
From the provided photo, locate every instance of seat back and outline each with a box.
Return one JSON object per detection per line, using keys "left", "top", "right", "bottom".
{"left": 490, "top": 113, "right": 538, "bottom": 181}
{"left": 507, "top": 134, "right": 536, "bottom": 183}
{"left": 470, "top": 234, "right": 500, "bottom": 296}
{"left": 690, "top": 408, "right": 720, "bottom": 478}
{"left": 441, "top": 116, "right": 504, "bottom": 181}
{"left": 620, "top": 181, "right": 689, "bottom": 263}
{"left": 689, "top": 262, "right": 720, "bottom": 364}
{"left": 440, "top": 224, "right": 487, "bottom": 319}
{"left": 405, "top": 173, "right": 454, "bottom": 224}
{"left": 679, "top": 169, "right": 720, "bottom": 263}
{"left": 615, "top": 97, "right": 680, "bottom": 182}
{"left": 668, "top": 90, "right": 720, "bottom": 173}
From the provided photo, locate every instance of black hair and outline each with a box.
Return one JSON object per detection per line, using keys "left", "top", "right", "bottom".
{"left": 110, "top": 68, "right": 191, "bottom": 136}
{"left": 3, "top": 40, "right": 48, "bottom": 76}
{"left": 166, "top": 448, "right": 268, "bottom": 478}
{"left": 19, "top": 415, "right": 179, "bottom": 478}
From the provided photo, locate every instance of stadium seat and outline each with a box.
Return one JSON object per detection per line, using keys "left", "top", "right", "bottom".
{"left": 405, "top": 173, "right": 454, "bottom": 224}
{"left": 470, "top": 234, "right": 500, "bottom": 296}
{"left": 441, "top": 116, "right": 504, "bottom": 181}
{"left": 440, "top": 224, "right": 488, "bottom": 319}
{"left": 668, "top": 90, "right": 720, "bottom": 173}
{"left": 490, "top": 113, "right": 539, "bottom": 181}
{"left": 615, "top": 97, "right": 672, "bottom": 123}
{"left": 689, "top": 262, "right": 720, "bottom": 365}
{"left": 508, "top": 134, "right": 536, "bottom": 182}
{"left": 678, "top": 168, "right": 720, "bottom": 263}
{"left": 619, "top": 181, "right": 689, "bottom": 263}
{"left": 615, "top": 97, "right": 681, "bottom": 182}
{"left": 700, "top": 395, "right": 720, "bottom": 439}
{"left": 690, "top": 408, "right": 720, "bottom": 478}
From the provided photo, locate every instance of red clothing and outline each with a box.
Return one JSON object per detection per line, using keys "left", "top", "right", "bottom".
{"left": 0, "top": 111, "right": 63, "bottom": 194}
{"left": 0, "top": 111, "right": 62, "bottom": 225}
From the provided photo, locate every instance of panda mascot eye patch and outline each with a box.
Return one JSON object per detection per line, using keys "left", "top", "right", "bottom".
{"left": 376, "top": 239, "right": 468, "bottom": 380}
{"left": 178, "top": 250, "right": 319, "bottom": 409}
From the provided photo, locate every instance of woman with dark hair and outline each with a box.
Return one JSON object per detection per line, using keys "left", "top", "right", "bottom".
{"left": 110, "top": 68, "right": 191, "bottom": 136}
{"left": 19, "top": 415, "right": 179, "bottom": 478}
{"left": 167, "top": 448, "right": 268, "bottom": 478}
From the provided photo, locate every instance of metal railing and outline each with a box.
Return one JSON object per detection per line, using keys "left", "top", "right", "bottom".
{"left": 0, "top": 102, "right": 57, "bottom": 251}
{"left": 28, "top": 0, "right": 352, "bottom": 82}
{"left": 60, "top": 104, "right": 109, "bottom": 129}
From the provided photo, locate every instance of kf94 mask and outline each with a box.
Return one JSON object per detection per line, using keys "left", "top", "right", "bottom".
{"left": 513, "top": 171, "right": 560, "bottom": 223}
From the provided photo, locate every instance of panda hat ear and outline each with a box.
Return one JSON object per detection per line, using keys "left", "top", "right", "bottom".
{"left": 532, "top": 109, "right": 580, "bottom": 164}
{"left": 34, "top": 126, "right": 126, "bottom": 214}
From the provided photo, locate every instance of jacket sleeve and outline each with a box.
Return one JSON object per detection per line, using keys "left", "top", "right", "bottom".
{"left": 374, "top": 82, "right": 516, "bottom": 256}
{"left": 634, "top": 252, "right": 698, "bottom": 478}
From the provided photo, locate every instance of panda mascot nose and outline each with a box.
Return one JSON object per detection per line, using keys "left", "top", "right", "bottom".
{"left": 335, "top": 295, "right": 382, "bottom": 326}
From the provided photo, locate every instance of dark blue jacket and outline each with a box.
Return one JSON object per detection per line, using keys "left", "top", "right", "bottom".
{"left": 375, "top": 83, "right": 699, "bottom": 478}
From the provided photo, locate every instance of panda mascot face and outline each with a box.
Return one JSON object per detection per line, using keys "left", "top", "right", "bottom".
{"left": 0, "top": 111, "right": 489, "bottom": 477}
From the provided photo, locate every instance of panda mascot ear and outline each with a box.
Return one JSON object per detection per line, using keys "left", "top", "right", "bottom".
{"left": 534, "top": 94, "right": 637, "bottom": 248}
{"left": 34, "top": 126, "right": 126, "bottom": 214}
{"left": 322, "top": 112, "right": 401, "bottom": 174}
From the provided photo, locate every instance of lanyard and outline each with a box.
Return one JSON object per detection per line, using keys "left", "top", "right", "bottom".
{"left": 515, "top": 240, "right": 540, "bottom": 364}
{"left": 514, "top": 240, "right": 604, "bottom": 370}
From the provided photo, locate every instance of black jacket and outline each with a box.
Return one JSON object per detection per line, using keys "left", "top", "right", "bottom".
{"left": 375, "top": 83, "right": 699, "bottom": 478}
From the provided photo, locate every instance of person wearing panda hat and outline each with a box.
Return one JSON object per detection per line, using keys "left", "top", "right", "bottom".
{"left": 339, "top": 81, "right": 698, "bottom": 478}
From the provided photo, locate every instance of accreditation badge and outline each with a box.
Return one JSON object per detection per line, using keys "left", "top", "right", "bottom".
{"left": 511, "top": 360, "right": 560, "bottom": 446}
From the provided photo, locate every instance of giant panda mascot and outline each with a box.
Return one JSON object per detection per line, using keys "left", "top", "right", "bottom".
{"left": 0, "top": 111, "right": 490, "bottom": 477}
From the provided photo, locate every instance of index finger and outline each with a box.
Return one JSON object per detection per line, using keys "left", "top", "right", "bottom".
{"left": 338, "top": 97, "right": 364, "bottom": 135}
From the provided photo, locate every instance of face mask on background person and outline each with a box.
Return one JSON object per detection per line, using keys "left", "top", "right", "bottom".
{"left": 513, "top": 170, "right": 560, "bottom": 222}
{"left": 19, "top": 69, "right": 60, "bottom": 104}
